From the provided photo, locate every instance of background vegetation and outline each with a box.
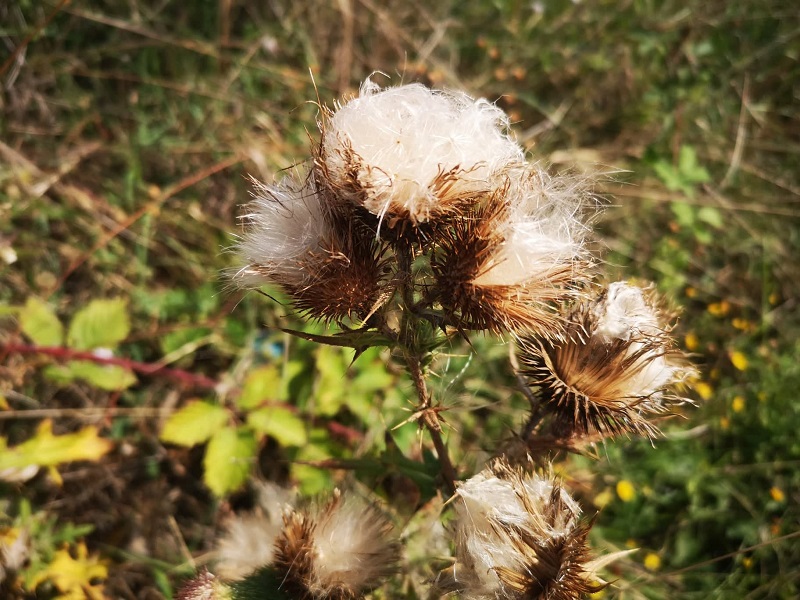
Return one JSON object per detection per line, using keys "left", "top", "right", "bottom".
{"left": 1, "top": 0, "right": 798, "bottom": 598}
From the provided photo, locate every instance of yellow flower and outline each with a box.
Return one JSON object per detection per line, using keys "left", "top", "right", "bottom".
{"left": 719, "top": 416, "right": 730, "bottom": 430}
{"left": 616, "top": 480, "right": 636, "bottom": 502}
{"left": 684, "top": 332, "right": 699, "bottom": 351}
{"left": 593, "top": 488, "right": 614, "bottom": 509}
{"left": 770, "top": 487, "right": 786, "bottom": 503}
{"left": 731, "top": 396, "right": 745, "bottom": 413}
{"left": 643, "top": 552, "right": 661, "bottom": 571}
{"left": 729, "top": 351, "right": 748, "bottom": 371}
{"left": 742, "top": 556, "right": 753, "bottom": 569}
{"left": 685, "top": 286, "right": 697, "bottom": 298}
{"left": 694, "top": 381, "right": 713, "bottom": 401}
{"left": 707, "top": 300, "right": 730, "bottom": 317}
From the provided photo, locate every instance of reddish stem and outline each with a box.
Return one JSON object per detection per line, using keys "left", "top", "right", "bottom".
{"left": 2, "top": 342, "right": 219, "bottom": 390}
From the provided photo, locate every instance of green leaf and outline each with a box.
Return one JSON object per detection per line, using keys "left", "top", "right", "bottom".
{"left": 670, "top": 201, "right": 695, "bottom": 228}
{"left": 203, "top": 427, "right": 257, "bottom": 497}
{"left": 19, "top": 297, "right": 63, "bottom": 346}
{"left": 0, "top": 420, "right": 112, "bottom": 472}
{"left": 678, "top": 145, "right": 711, "bottom": 184}
{"left": 237, "top": 366, "right": 283, "bottom": 410}
{"left": 67, "top": 298, "right": 130, "bottom": 350}
{"left": 247, "top": 407, "right": 307, "bottom": 447}
{"left": 316, "top": 346, "right": 348, "bottom": 416}
{"left": 66, "top": 361, "right": 137, "bottom": 391}
{"left": 161, "top": 400, "right": 230, "bottom": 447}
{"left": 697, "top": 206, "right": 723, "bottom": 228}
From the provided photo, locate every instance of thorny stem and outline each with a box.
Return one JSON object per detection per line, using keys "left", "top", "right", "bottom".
{"left": 394, "top": 239, "right": 458, "bottom": 495}
{"left": 404, "top": 352, "right": 458, "bottom": 495}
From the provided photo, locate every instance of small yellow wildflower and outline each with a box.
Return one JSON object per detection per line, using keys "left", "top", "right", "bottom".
{"left": 720, "top": 416, "right": 730, "bottom": 430}
{"left": 589, "top": 588, "right": 607, "bottom": 599}
{"left": 732, "top": 318, "right": 752, "bottom": 331}
{"left": 694, "top": 381, "right": 713, "bottom": 401}
{"left": 707, "top": 300, "right": 730, "bottom": 317}
{"left": 684, "top": 332, "right": 699, "bottom": 351}
{"left": 593, "top": 488, "right": 614, "bottom": 509}
{"left": 729, "top": 351, "right": 748, "bottom": 371}
{"left": 732, "top": 396, "right": 745, "bottom": 413}
{"left": 685, "top": 286, "right": 697, "bottom": 298}
{"left": 770, "top": 487, "right": 786, "bottom": 503}
{"left": 742, "top": 556, "right": 753, "bottom": 569}
{"left": 643, "top": 553, "right": 662, "bottom": 571}
{"left": 710, "top": 367, "right": 720, "bottom": 381}
{"left": 616, "top": 480, "right": 636, "bottom": 502}
{"left": 625, "top": 539, "right": 638, "bottom": 549}
{"left": 769, "top": 292, "right": 779, "bottom": 305}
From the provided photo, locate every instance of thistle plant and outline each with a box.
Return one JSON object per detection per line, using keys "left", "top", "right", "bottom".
{"left": 179, "top": 78, "right": 694, "bottom": 600}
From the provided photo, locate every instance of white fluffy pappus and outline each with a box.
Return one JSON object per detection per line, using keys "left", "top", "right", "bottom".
{"left": 215, "top": 481, "right": 296, "bottom": 581}
{"left": 473, "top": 168, "right": 590, "bottom": 288}
{"left": 233, "top": 173, "right": 331, "bottom": 289}
{"left": 590, "top": 282, "right": 689, "bottom": 398}
{"left": 452, "top": 463, "right": 583, "bottom": 599}
{"left": 321, "top": 78, "right": 525, "bottom": 225}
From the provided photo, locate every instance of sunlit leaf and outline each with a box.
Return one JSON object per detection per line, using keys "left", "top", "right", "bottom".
{"left": 67, "top": 361, "right": 137, "bottom": 391}
{"left": 67, "top": 298, "right": 130, "bottom": 350}
{"left": 203, "top": 427, "right": 257, "bottom": 497}
{"left": 160, "top": 400, "right": 230, "bottom": 447}
{"left": 0, "top": 420, "right": 112, "bottom": 474}
{"left": 19, "top": 297, "right": 63, "bottom": 346}
{"left": 237, "top": 365, "right": 282, "bottom": 410}
{"left": 29, "top": 541, "right": 107, "bottom": 600}
{"left": 247, "top": 406, "right": 307, "bottom": 447}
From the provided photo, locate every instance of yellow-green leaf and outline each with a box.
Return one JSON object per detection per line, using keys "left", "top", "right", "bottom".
{"left": 0, "top": 420, "right": 112, "bottom": 473}
{"left": 203, "top": 427, "right": 257, "bottom": 497}
{"left": 160, "top": 400, "right": 230, "bottom": 447}
{"left": 236, "top": 365, "right": 282, "bottom": 410}
{"left": 67, "top": 298, "right": 130, "bottom": 350}
{"left": 20, "top": 297, "right": 63, "bottom": 346}
{"left": 66, "top": 361, "right": 137, "bottom": 391}
{"left": 247, "top": 406, "right": 307, "bottom": 447}
{"left": 29, "top": 542, "right": 107, "bottom": 599}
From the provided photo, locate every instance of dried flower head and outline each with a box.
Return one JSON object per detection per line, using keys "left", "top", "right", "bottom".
{"left": 517, "top": 282, "right": 694, "bottom": 439}
{"left": 215, "top": 482, "right": 295, "bottom": 580}
{"left": 431, "top": 168, "right": 592, "bottom": 335}
{"left": 233, "top": 173, "right": 384, "bottom": 323}
{"left": 176, "top": 569, "right": 231, "bottom": 600}
{"left": 273, "top": 489, "right": 400, "bottom": 599}
{"left": 317, "top": 78, "right": 524, "bottom": 227}
{"left": 450, "top": 459, "right": 603, "bottom": 599}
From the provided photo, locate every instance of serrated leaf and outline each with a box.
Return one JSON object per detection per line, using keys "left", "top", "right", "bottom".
{"left": 67, "top": 361, "right": 137, "bottom": 391}
{"left": 247, "top": 407, "right": 307, "bottom": 447}
{"left": 29, "top": 541, "right": 107, "bottom": 599}
{"left": 237, "top": 366, "right": 282, "bottom": 410}
{"left": 67, "top": 298, "right": 130, "bottom": 350}
{"left": 203, "top": 427, "right": 257, "bottom": 497}
{"left": 0, "top": 420, "right": 112, "bottom": 473}
{"left": 161, "top": 400, "right": 230, "bottom": 447}
{"left": 19, "top": 297, "right": 63, "bottom": 346}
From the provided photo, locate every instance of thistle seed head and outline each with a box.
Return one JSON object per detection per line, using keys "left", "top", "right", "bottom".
{"left": 517, "top": 282, "right": 695, "bottom": 440}
{"left": 317, "top": 78, "right": 525, "bottom": 227}
{"left": 451, "top": 459, "right": 604, "bottom": 599}
{"left": 273, "top": 490, "right": 400, "bottom": 599}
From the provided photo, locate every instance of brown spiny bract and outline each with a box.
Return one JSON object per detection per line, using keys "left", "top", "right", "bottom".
{"left": 272, "top": 490, "right": 399, "bottom": 600}
{"left": 517, "top": 282, "right": 694, "bottom": 440}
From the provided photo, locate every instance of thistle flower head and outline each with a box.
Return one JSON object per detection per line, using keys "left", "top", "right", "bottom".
{"left": 450, "top": 459, "right": 603, "bottom": 599}
{"left": 273, "top": 490, "right": 400, "bottom": 599}
{"left": 318, "top": 78, "right": 524, "bottom": 226}
{"left": 431, "top": 168, "right": 592, "bottom": 335}
{"left": 518, "top": 282, "right": 695, "bottom": 439}
{"left": 233, "top": 173, "right": 384, "bottom": 323}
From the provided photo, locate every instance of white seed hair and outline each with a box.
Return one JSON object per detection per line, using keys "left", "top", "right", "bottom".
{"left": 307, "top": 494, "right": 397, "bottom": 597}
{"left": 473, "top": 169, "right": 587, "bottom": 287}
{"left": 453, "top": 467, "right": 581, "bottom": 599}
{"left": 322, "top": 78, "right": 525, "bottom": 224}
{"left": 234, "top": 173, "right": 330, "bottom": 288}
{"left": 215, "top": 482, "right": 295, "bottom": 581}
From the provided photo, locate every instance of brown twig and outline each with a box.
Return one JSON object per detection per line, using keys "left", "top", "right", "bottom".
{"left": 2, "top": 343, "right": 219, "bottom": 389}
{"left": 0, "top": 0, "right": 71, "bottom": 78}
